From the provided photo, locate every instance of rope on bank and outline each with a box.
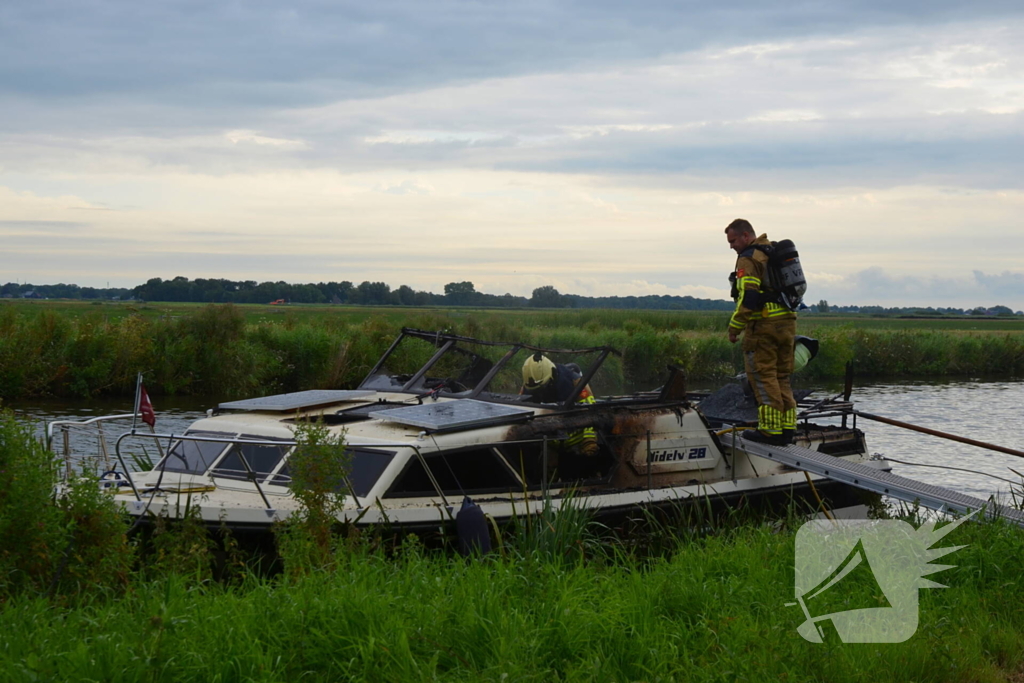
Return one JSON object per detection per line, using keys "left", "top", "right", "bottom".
{"left": 803, "top": 471, "right": 835, "bottom": 521}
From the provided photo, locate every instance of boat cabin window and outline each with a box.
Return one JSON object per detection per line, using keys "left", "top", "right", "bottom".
{"left": 347, "top": 448, "right": 396, "bottom": 496}
{"left": 159, "top": 431, "right": 234, "bottom": 474}
{"left": 266, "top": 448, "right": 396, "bottom": 498}
{"left": 265, "top": 464, "right": 291, "bottom": 487}
{"left": 384, "top": 448, "right": 520, "bottom": 498}
{"left": 211, "top": 436, "right": 290, "bottom": 483}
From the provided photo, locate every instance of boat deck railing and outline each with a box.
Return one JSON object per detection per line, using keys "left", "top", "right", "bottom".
{"left": 47, "top": 414, "right": 142, "bottom": 480}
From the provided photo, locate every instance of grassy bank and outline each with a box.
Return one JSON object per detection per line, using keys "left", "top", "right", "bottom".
{"left": 2, "top": 411, "right": 1024, "bottom": 681}
{"left": 1, "top": 300, "right": 1023, "bottom": 399}
{"left": 4, "top": 519, "right": 1024, "bottom": 683}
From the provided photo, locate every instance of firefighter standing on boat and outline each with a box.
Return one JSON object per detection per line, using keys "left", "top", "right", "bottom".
{"left": 725, "top": 218, "right": 797, "bottom": 445}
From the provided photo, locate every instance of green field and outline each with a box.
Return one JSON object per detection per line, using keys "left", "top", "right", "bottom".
{"left": 5, "top": 298, "right": 1024, "bottom": 331}
{"left": 2, "top": 299, "right": 1023, "bottom": 400}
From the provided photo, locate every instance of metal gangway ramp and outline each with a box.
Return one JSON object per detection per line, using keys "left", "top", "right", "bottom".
{"left": 740, "top": 438, "right": 1024, "bottom": 528}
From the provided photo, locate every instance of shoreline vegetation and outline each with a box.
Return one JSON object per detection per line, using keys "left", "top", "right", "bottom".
{"left": 1, "top": 412, "right": 1023, "bottom": 681}
{"left": 2, "top": 300, "right": 1023, "bottom": 399}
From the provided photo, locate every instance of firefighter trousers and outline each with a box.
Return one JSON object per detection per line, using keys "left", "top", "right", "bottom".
{"left": 742, "top": 317, "right": 797, "bottom": 435}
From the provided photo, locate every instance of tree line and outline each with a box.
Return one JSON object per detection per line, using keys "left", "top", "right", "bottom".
{"left": 1, "top": 277, "right": 736, "bottom": 311}
{"left": 1, "top": 282, "right": 133, "bottom": 301}
{"left": 3, "top": 279, "right": 1019, "bottom": 315}
{"left": 812, "top": 299, "right": 1022, "bottom": 317}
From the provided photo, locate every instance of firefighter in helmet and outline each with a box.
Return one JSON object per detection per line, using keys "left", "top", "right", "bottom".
{"left": 521, "top": 353, "right": 599, "bottom": 457}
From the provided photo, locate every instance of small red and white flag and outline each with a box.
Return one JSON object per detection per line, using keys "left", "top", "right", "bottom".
{"left": 138, "top": 383, "right": 156, "bottom": 427}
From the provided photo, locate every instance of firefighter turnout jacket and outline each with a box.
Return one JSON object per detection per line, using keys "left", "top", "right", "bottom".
{"left": 563, "top": 385, "right": 598, "bottom": 457}
{"left": 729, "top": 234, "right": 797, "bottom": 331}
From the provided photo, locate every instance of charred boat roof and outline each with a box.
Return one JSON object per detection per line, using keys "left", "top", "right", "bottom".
{"left": 358, "top": 327, "right": 624, "bottom": 408}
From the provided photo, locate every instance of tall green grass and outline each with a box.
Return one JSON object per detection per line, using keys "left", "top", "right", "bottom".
{"left": 4, "top": 409, "right": 1024, "bottom": 681}
{"left": 1, "top": 514, "right": 1023, "bottom": 681}
{"left": 0, "top": 411, "right": 132, "bottom": 601}
{"left": 1, "top": 303, "right": 1023, "bottom": 399}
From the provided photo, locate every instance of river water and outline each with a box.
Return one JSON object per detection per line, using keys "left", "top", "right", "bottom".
{"left": 7, "top": 380, "right": 1024, "bottom": 503}
{"left": 834, "top": 380, "right": 1024, "bottom": 503}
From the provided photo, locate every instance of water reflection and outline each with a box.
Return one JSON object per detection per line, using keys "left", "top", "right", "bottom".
{"left": 840, "top": 380, "right": 1024, "bottom": 504}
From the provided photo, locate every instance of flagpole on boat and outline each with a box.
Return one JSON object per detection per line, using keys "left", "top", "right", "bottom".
{"left": 132, "top": 372, "right": 142, "bottom": 435}
{"left": 135, "top": 374, "right": 164, "bottom": 464}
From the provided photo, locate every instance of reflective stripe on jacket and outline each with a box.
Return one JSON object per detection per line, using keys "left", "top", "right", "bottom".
{"left": 563, "top": 390, "right": 598, "bottom": 455}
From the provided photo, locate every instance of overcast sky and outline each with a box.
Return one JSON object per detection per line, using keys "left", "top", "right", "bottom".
{"left": 1, "top": 1, "right": 1022, "bottom": 307}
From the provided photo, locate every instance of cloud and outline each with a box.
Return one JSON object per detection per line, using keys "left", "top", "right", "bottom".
{"left": 812, "top": 267, "right": 1024, "bottom": 308}
{"left": 380, "top": 180, "right": 434, "bottom": 195}
{"left": 972, "top": 270, "right": 1024, "bottom": 301}
{"left": 364, "top": 131, "right": 511, "bottom": 146}
{"left": 5, "top": 1, "right": 1018, "bottom": 109}
{"left": 225, "top": 130, "right": 307, "bottom": 149}
{"left": 5, "top": 18, "right": 1021, "bottom": 194}
{"left": 0, "top": 220, "right": 88, "bottom": 233}
{"left": 746, "top": 110, "right": 823, "bottom": 123}
{"left": 0, "top": 4, "right": 1022, "bottom": 300}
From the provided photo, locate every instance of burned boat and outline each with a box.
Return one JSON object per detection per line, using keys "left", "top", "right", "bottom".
{"left": 85, "top": 328, "right": 885, "bottom": 532}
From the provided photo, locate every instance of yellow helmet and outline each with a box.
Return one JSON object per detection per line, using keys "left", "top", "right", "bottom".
{"left": 522, "top": 353, "right": 555, "bottom": 390}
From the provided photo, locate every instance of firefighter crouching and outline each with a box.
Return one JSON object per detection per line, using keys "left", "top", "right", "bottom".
{"left": 725, "top": 218, "right": 797, "bottom": 446}
{"left": 521, "top": 353, "right": 599, "bottom": 458}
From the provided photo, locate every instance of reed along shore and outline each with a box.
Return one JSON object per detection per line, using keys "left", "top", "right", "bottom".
{"left": 1, "top": 300, "right": 1023, "bottom": 399}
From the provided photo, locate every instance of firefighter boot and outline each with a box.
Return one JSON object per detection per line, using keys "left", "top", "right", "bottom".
{"left": 743, "top": 405, "right": 788, "bottom": 445}
{"left": 781, "top": 407, "right": 797, "bottom": 445}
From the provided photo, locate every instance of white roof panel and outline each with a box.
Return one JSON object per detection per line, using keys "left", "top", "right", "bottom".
{"left": 219, "top": 390, "right": 374, "bottom": 412}
{"left": 369, "top": 399, "right": 533, "bottom": 430}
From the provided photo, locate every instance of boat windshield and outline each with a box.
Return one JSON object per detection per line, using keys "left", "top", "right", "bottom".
{"left": 359, "top": 328, "right": 623, "bottom": 403}
{"left": 159, "top": 431, "right": 234, "bottom": 474}
{"left": 211, "top": 435, "right": 291, "bottom": 483}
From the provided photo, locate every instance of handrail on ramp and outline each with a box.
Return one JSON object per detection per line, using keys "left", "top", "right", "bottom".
{"left": 740, "top": 438, "right": 1024, "bottom": 528}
